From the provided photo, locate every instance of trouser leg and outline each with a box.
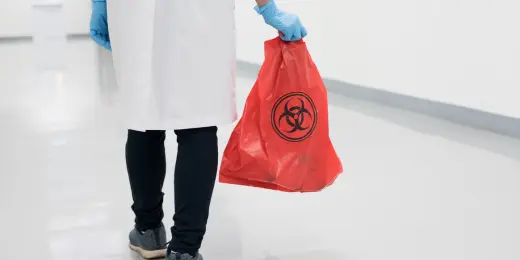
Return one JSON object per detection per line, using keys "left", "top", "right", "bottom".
{"left": 126, "top": 130, "right": 167, "bottom": 231}
{"left": 169, "top": 126, "right": 219, "bottom": 256}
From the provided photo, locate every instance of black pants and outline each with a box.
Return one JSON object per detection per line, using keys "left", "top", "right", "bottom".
{"left": 125, "top": 127, "right": 218, "bottom": 256}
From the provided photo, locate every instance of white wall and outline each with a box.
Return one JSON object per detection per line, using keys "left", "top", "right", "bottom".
{"left": 0, "top": 0, "right": 90, "bottom": 37}
{"left": 236, "top": 0, "right": 520, "bottom": 119}
{"left": 2, "top": 0, "right": 518, "bottom": 118}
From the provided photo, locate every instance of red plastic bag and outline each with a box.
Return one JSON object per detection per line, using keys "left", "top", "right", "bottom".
{"left": 219, "top": 37, "right": 343, "bottom": 192}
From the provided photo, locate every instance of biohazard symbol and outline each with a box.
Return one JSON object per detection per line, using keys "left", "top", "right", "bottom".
{"left": 271, "top": 92, "right": 318, "bottom": 142}
{"left": 279, "top": 99, "right": 312, "bottom": 132}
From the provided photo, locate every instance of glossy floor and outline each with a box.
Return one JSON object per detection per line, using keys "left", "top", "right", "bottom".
{"left": 1, "top": 38, "right": 520, "bottom": 260}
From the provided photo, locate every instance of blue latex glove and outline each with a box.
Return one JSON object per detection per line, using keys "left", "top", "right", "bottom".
{"left": 90, "top": 0, "right": 111, "bottom": 51}
{"left": 255, "top": 0, "right": 307, "bottom": 42}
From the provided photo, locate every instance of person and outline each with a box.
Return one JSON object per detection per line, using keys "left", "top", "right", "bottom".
{"left": 89, "top": 0, "right": 307, "bottom": 259}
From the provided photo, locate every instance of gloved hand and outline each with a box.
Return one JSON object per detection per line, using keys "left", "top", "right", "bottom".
{"left": 90, "top": 0, "right": 111, "bottom": 51}
{"left": 255, "top": 0, "right": 307, "bottom": 42}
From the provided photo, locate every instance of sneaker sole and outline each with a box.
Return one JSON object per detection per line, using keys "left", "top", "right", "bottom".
{"left": 129, "top": 244, "right": 167, "bottom": 259}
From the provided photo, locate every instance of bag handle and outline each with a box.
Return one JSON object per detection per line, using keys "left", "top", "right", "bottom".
{"left": 277, "top": 33, "right": 305, "bottom": 62}
{"left": 278, "top": 32, "right": 305, "bottom": 45}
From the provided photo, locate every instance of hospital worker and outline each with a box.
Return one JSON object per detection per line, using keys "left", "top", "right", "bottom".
{"left": 90, "top": 0, "right": 307, "bottom": 259}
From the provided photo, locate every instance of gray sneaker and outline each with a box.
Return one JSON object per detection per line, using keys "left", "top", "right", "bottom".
{"left": 166, "top": 251, "right": 204, "bottom": 260}
{"left": 128, "top": 223, "right": 167, "bottom": 259}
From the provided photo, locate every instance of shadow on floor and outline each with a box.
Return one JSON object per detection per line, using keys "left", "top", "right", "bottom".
{"left": 328, "top": 93, "right": 520, "bottom": 162}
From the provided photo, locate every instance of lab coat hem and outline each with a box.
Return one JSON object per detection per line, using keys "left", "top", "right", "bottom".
{"left": 126, "top": 114, "right": 238, "bottom": 132}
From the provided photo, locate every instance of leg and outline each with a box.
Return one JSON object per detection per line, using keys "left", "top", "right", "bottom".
{"left": 126, "top": 130, "right": 167, "bottom": 230}
{"left": 126, "top": 130, "right": 168, "bottom": 259}
{"left": 169, "top": 127, "right": 218, "bottom": 257}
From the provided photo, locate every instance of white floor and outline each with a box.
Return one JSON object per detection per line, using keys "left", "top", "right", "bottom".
{"left": 1, "top": 37, "right": 520, "bottom": 260}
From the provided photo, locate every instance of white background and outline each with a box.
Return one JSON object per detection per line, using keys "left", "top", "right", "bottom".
{"left": 1, "top": 0, "right": 518, "bottom": 119}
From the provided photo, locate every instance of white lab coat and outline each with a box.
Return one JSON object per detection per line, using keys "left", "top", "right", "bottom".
{"left": 107, "top": 0, "right": 237, "bottom": 131}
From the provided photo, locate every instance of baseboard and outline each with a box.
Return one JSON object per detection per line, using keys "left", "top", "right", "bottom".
{"left": 237, "top": 60, "right": 520, "bottom": 139}
{"left": 0, "top": 33, "right": 89, "bottom": 44}
{"left": 0, "top": 36, "right": 33, "bottom": 44}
